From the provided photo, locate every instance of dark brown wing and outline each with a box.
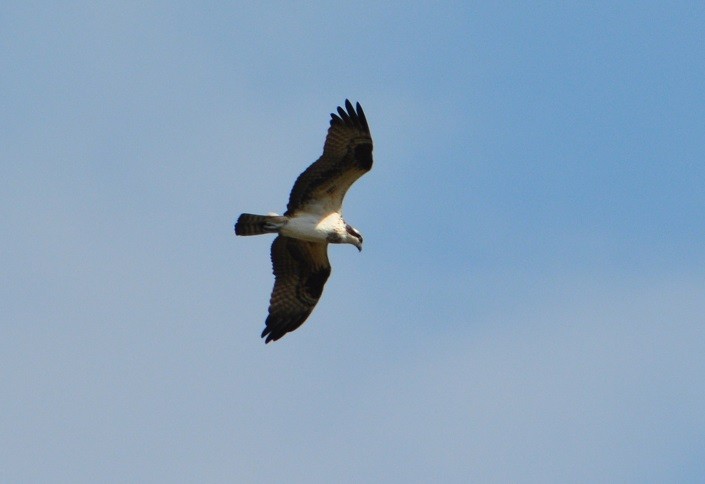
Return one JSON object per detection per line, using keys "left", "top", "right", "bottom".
{"left": 285, "top": 100, "right": 373, "bottom": 215}
{"left": 262, "top": 236, "right": 332, "bottom": 343}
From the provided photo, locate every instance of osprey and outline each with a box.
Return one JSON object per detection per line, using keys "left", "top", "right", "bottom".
{"left": 235, "top": 100, "right": 373, "bottom": 343}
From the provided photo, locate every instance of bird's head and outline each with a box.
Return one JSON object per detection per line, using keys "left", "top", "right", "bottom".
{"left": 345, "top": 224, "right": 363, "bottom": 252}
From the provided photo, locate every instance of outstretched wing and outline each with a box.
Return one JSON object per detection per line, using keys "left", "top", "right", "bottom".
{"left": 285, "top": 100, "right": 373, "bottom": 215}
{"left": 262, "top": 236, "right": 332, "bottom": 343}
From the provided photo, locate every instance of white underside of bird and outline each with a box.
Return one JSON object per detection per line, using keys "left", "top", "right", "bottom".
{"left": 281, "top": 212, "right": 347, "bottom": 242}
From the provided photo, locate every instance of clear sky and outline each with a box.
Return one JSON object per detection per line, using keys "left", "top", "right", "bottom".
{"left": 2, "top": 2, "right": 705, "bottom": 482}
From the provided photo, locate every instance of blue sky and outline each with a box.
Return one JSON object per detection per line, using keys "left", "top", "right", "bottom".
{"left": 2, "top": 2, "right": 705, "bottom": 482}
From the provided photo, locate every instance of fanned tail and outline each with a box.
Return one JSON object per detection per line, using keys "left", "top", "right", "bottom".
{"left": 234, "top": 213, "right": 288, "bottom": 236}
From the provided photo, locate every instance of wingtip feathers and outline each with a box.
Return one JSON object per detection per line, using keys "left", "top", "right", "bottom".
{"left": 330, "top": 99, "right": 369, "bottom": 134}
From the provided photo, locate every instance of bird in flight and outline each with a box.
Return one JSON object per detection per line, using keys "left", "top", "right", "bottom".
{"left": 235, "top": 100, "right": 373, "bottom": 343}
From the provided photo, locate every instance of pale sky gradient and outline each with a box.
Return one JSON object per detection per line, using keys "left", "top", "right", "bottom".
{"left": 2, "top": 2, "right": 705, "bottom": 482}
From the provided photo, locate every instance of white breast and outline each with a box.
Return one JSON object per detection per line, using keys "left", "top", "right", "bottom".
{"left": 281, "top": 212, "right": 344, "bottom": 242}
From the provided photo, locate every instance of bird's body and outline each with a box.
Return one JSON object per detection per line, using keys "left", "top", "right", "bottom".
{"left": 234, "top": 100, "right": 373, "bottom": 343}
{"left": 282, "top": 211, "right": 347, "bottom": 243}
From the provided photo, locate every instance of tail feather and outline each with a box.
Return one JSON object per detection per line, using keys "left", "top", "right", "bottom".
{"left": 235, "top": 213, "right": 288, "bottom": 236}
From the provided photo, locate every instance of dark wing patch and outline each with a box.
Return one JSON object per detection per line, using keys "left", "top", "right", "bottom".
{"left": 285, "top": 100, "right": 373, "bottom": 215}
{"left": 261, "top": 236, "right": 331, "bottom": 343}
